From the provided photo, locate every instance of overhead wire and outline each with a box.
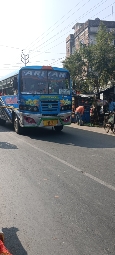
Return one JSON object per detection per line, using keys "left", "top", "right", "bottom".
{"left": 28, "top": 0, "right": 109, "bottom": 56}
{"left": 0, "top": 0, "right": 92, "bottom": 70}
{"left": 1, "top": 8, "right": 112, "bottom": 74}
{"left": 0, "top": 45, "right": 21, "bottom": 50}
{"left": 48, "top": 12, "right": 114, "bottom": 66}
{"left": 0, "top": 2, "right": 114, "bottom": 73}
{"left": 0, "top": 44, "right": 66, "bottom": 55}
{"left": 29, "top": 0, "right": 102, "bottom": 53}
{"left": 27, "top": 0, "right": 92, "bottom": 53}
{"left": 30, "top": 0, "right": 113, "bottom": 61}
{"left": 25, "top": 0, "right": 88, "bottom": 51}
{"left": 3, "top": 0, "right": 110, "bottom": 68}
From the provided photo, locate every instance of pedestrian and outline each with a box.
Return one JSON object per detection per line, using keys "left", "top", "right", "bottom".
{"left": 108, "top": 98, "right": 115, "bottom": 112}
{"left": 75, "top": 105, "right": 84, "bottom": 125}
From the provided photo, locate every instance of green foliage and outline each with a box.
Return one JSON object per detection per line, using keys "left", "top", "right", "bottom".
{"left": 63, "top": 50, "right": 86, "bottom": 92}
{"left": 93, "top": 22, "right": 115, "bottom": 88}
{"left": 63, "top": 22, "right": 115, "bottom": 93}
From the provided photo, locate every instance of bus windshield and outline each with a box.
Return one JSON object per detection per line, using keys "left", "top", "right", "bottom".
{"left": 20, "top": 70, "right": 70, "bottom": 95}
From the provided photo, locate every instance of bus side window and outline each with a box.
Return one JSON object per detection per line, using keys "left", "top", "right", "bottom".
{"left": 13, "top": 77, "right": 18, "bottom": 90}
{"left": 13, "top": 77, "right": 18, "bottom": 95}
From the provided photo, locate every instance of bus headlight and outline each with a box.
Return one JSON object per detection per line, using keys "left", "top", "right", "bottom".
{"left": 68, "top": 105, "right": 72, "bottom": 110}
{"left": 61, "top": 105, "right": 72, "bottom": 111}
{"left": 33, "top": 106, "right": 38, "bottom": 112}
{"left": 19, "top": 105, "right": 39, "bottom": 112}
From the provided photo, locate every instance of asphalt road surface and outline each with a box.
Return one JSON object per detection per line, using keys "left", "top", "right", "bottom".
{"left": 0, "top": 124, "right": 115, "bottom": 255}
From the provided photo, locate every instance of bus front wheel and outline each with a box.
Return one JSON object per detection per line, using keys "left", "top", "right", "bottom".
{"left": 54, "top": 125, "right": 63, "bottom": 132}
{"left": 14, "top": 115, "right": 23, "bottom": 134}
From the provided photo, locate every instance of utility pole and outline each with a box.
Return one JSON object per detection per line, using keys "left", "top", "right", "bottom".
{"left": 21, "top": 50, "right": 29, "bottom": 66}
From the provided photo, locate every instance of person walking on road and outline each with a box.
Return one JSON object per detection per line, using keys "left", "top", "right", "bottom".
{"left": 75, "top": 105, "right": 84, "bottom": 125}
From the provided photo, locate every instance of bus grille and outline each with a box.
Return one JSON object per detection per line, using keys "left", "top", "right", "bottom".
{"left": 41, "top": 101, "right": 58, "bottom": 112}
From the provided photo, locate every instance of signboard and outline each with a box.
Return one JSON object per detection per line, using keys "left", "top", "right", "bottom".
{"left": 21, "top": 70, "right": 68, "bottom": 80}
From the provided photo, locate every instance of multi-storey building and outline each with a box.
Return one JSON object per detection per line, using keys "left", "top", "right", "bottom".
{"left": 66, "top": 18, "right": 115, "bottom": 57}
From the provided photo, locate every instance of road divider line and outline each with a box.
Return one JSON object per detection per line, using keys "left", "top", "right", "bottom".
{"left": 11, "top": 134, "right": 115, "bottom": 192}
{"left": 84, "top": 172, "right": 115, "bottom": 191}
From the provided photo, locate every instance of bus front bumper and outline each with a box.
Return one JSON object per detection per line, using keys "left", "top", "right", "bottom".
{"left": 19, "top": 112, "right": 71, "bottom": 127}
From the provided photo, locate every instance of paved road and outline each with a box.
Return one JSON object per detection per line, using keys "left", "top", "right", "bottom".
{"left": 0, "top": 124, "right": 115, "bottom": 255}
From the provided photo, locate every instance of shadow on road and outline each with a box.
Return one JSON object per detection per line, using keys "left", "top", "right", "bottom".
{"left": 0, "top": 123, "right": 14, "bottom": 132}
{"left": 0, "top": 142, "right": 18, "bottom": 149}
{"left": 22, "top": 125, "right": 115, "bottom": 149}
{"left": 0, "top": 123, "right": 18, "bottom": 149}
{"left": 2, "top": 227, "right": 27, "bottom": 255}
{"left": 2, "top": 123, "right": 115, "bottom": 149}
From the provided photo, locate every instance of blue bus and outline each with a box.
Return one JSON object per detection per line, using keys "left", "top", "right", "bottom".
{"left": 0, "top": 65, "right": 72, "bottom": 134}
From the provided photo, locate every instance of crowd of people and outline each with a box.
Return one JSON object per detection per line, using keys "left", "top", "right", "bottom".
{"left": 72, "top": 98, "right": 115, "bottom": 126}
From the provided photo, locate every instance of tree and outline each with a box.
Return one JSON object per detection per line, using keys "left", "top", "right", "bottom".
{"left": 94, "top": 23, "right": 115, "bottom": 90}
{"left": 63, "top": 22, "right": 115, "bottom": 94}
{"left": 80, "top": 44, "right": 96, "bottom": 92}
{"left": 63, "top": 50, "right": 86, "bottom": 92}
{"left": 82, "top": 22, "right": 115, "bottom": 92}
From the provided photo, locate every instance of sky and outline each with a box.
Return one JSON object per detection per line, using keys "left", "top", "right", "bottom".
{"left": 0, "top": 0, "right": 115, "bottom": 78}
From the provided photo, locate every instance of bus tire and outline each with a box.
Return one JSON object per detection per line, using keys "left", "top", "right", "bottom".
{"left": 14, "top": 115, "right": 23, "bottom": 134}
{"left": 0, "top": 119, "right": 6, "bottom": 126}
{"left": 54, "top": 125, "right": 63, "bottom": 132}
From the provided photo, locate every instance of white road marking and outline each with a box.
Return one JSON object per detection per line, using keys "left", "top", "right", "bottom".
{"left": 10, "top": 134, "right": 115, "bottom": 192}
{"left": 84, "top": 172, "right": 115, "bottom": 192}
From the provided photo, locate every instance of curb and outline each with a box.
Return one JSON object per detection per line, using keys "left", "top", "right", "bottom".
{"left": 68, "top": 123, "right": 115, "bottom": 136}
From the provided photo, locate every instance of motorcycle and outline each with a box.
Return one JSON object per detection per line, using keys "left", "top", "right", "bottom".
{"left": 103, "top": 112, "right": 115, "bottom": 134}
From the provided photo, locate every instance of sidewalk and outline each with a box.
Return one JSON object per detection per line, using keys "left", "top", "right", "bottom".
{"left": 69, "top": 123, "right": 115, "bottom": 136}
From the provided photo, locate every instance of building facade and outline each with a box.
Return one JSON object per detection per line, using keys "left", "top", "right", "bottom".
{"left": 66, "top": 18, "right": 115, "bottom": 57}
